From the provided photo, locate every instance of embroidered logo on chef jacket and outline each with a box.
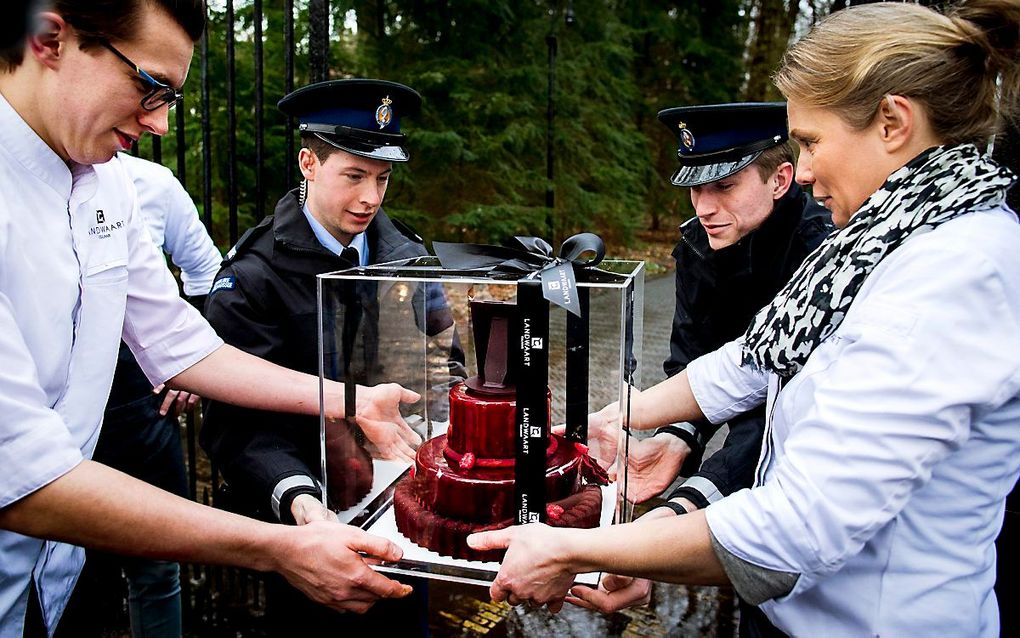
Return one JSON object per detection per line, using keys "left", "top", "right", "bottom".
{"left": 87, "top": 208, "right": 125, "bottom": 240}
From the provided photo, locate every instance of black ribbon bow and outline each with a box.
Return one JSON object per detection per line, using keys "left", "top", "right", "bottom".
{"left": 432, "top": 233, "right": 605, "bottom": 316}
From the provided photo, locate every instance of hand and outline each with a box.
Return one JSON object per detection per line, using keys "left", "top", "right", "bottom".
{"left": 551, "top": 409, "right": 620, "bottom": 475}
{"left": 291, "top": 493, "right": 338, "bottom": 525}
{"left": 566, "top": 573, "right": 652, "bottom": 613}
{"left": 153, "top": 384, "right": 201, "bottom": 417}
{"left": 467, "top": 524, "right": 576, "bottom": 613}
{"left": 273, "top": 521, "right": 413, "bottom": 613}
{"left": 623, "top": 433, "right": 692, "bottom": 503}
{"left": 589, "top": 385, "right": 643, "bottom": 435}
{"left": 354, "top": 383, "right": 422, "bottom": 463}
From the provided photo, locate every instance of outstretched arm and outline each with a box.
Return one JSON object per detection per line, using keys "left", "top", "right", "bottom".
{"left": 169, "top": 342, "right": 419, "bottom": 430}
{"left": 595, "top": 370, "right": 706, "bottom": 433}
{"left": 0, "top": 460, "right": 412, "bottom": 613}
{"left": 466, "top": 509, "right": 726, "bottom": 611}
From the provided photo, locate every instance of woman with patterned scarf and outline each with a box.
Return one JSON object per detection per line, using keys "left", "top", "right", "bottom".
{"left": 467, "top": 2, "right": 1020, "bottom": 636}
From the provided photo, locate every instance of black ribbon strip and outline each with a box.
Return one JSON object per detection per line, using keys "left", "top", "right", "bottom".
{"left": 564, "top": 287, "right": 590, "bottom": 443}
{"left": 341, "top": 281, "right": 365, "bottom": 443}
{"left": 514, "top": 281, "right": 549, "bottom": 524}
{"left": 433, "top": 233, "right": 605, "bottom": 318}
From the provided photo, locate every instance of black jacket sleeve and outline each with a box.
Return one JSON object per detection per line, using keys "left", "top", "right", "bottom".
{"left": 663, "top": 242, "right": 726, "bottom": 456}
{"left": 668, "top": 406, "right": 766, "bottom": 508}
{"left": 200, "top": 263, "right": 320, "bottom": 522}
{"left": 663, "top": 250, "right": 710, "bottom": 378}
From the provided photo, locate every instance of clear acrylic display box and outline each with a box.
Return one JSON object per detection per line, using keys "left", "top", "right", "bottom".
{"left": 318, "top": 255, "right": 644, "bottom": 585}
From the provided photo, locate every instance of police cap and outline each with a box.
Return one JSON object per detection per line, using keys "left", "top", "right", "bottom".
{"left": 657, "top": 102, "right": 787, "bottom": 187}
{"left": 278, "top": 79, "right": 422, "bottom": 162}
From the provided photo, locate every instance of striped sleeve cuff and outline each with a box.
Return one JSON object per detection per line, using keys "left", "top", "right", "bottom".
{"left": 271, "top": 475, "right": 320, "bottom": 521}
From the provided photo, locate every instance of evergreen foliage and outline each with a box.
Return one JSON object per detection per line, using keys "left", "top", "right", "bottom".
{"left": 148, "top": 1, "right": 765, "bottom": 251}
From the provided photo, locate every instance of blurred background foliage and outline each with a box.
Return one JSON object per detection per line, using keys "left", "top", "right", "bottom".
{"left": 142, "top": 0, "right": 862, "bottom": 251}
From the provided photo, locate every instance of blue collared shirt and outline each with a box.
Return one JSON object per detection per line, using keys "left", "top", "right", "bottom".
{"left": 301, "top": 203, "right": 369, "bottom": 265}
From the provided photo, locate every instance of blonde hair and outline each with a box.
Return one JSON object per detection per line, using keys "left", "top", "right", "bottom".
{"left": 773, "top": 0, "right": 1020, "bottom": 147}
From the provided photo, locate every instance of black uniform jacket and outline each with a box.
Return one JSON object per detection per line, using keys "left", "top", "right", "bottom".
{"left": 201, "top": 190, "right": 429, "bottom": 522}
{"left": 665, "top": 184, "right": 832, "bottom": 507}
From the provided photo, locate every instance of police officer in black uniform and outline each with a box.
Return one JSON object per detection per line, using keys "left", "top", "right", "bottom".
{"left": 631, "top": 103, "right": 832, "bottom": 638}
{"left": 201, "top": 79, "right": 434, "bottom": 633}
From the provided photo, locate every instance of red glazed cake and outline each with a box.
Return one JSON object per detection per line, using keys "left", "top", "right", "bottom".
{"left": 393, "top": 299, "right": 607, "bottom": 562}
{"left": 393, "top": 382, "right": 605, "bottom": 561}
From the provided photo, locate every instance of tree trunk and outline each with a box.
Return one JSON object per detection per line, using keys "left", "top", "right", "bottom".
{"left": 743, "top": 0, "right": 799, "bottom": 101}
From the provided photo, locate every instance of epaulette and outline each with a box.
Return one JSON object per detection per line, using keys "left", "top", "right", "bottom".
{"left": 390, "top": 217, "right": 425, "bottom": 245}
{"left": 223, "top": 216, "right": 274, "bottom": 264}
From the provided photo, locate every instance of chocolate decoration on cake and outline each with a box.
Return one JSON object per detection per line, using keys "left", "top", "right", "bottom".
{"left": 393, "top": 298, "right": 607, "bottom": 561}
{"left": 464, "top": 300, "right": 516, "bottom": 397}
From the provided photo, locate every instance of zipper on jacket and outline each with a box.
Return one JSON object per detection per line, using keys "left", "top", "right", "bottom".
{"left": 680, "top": 227, "right": 708, "bottom": 261}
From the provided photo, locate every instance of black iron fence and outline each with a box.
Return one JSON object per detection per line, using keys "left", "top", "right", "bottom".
{"left": 125, "top": 2, "right": 337, "bottom": 633}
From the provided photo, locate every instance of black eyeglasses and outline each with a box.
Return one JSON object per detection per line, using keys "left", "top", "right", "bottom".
{"left": 101, "top": 41, "right": 183, "bottom": 111}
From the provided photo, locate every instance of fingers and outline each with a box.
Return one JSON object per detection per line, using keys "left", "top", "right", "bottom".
{"left": 397, "top": 421, "right": 423, "bottom": 446}
{"left": 466, "top": 527, "right": 513, "bottom": 552}
{"left": 357, "top": 419, "right": 418, "bottom": 462}
{"left": 601, "top": 573, "right": 633, "bottom": 592}
{"left": 173, "top": 390, "right": 190, "bottom": 416}
{"left": 373, "top": 431, "right": 416, "bottom": 463}
{"left": 353, "top": 568, "right": 414, "bottom": 600}
{"left": 490, "top": 582, "right": 509, "bottom": 604}
{"left": 387, "top": 438, "right": 416, "bottom": 463}
{"left": 158, "top": 390, "right": 177, "bottom": 417}
{"left": 292, "top": 495, "right": 337, "bottom": 525}
{"left": 565, "top": 586, "right": 598, "bottom": 610}
{"left": 565, "top": 577, "right": 652, "bottom": 613}
{"left": 397, "top": 439, "right": 417, "bottom": 462}
{"left": 343, "top": 527, "right": 404, "bottom": 563}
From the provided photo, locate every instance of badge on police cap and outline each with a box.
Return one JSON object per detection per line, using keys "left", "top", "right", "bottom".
{"left": 375, "top": 96, "right": 393, "bottom": 129}
{"left": 678, "top": 122, "right": 695, "bottom": 152}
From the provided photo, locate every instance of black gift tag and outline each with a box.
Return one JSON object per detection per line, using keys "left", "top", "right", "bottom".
{"left": 514, "top": 281, "right": 549, "bottom": 525}
{"left": 540, "top": 261, "right": 581, "bottom": 317}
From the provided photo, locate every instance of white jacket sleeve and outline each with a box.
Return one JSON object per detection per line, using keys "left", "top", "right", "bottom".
{"left": 0, "top": 292, "right": 82, "bottom": 507}
{"left": 157, "top": 175, "right": 221, "bottom": 297}
{"left": 115, "top": 164, "right": 223, "bottom": 385}
{"left": 119, "top": 154, "right": 222, "bottom": 297}
{"left": 686, "top": 337, "right": 769, "bottom": 424}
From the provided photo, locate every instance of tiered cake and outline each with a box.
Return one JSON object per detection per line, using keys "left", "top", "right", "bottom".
{"left": 393, "top": 300, "right": 606, "bottom": 562}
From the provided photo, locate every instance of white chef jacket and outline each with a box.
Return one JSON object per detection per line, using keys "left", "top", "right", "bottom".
{"left": 118, "top": 153, "right": 222, "bottom": 295}
{"left": 0, "top": 93, "right": 223, "bottom": 636}
{"left": 688, "top": 205, "right": 1020, "bottom": 637}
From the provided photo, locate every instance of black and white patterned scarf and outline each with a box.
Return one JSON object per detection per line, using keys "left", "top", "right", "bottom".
{"left": 742, "top": 143, "right": 1016, "bottom": 378}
